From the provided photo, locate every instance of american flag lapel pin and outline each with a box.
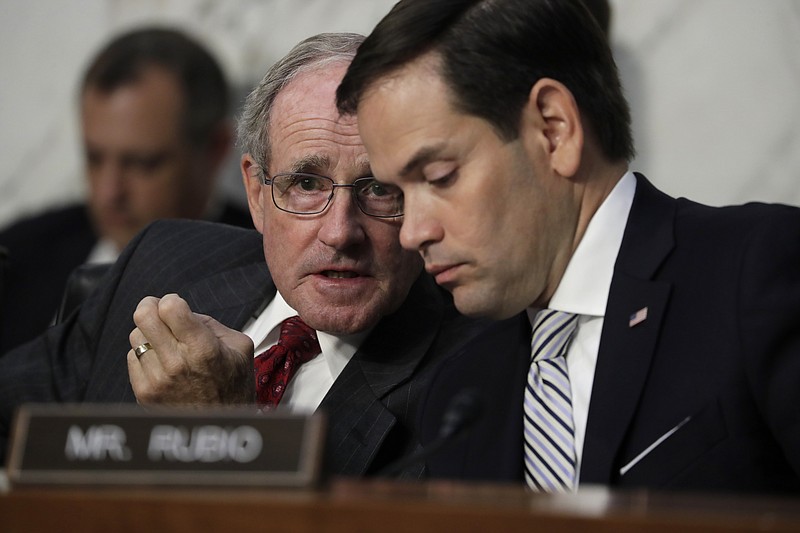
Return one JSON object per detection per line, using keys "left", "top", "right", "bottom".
{"left": 629, "top": 307, "right": 648, "bottom": 328}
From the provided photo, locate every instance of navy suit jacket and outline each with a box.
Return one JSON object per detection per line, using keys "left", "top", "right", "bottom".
{"left": 419, "top": 174, "right": 800, "bottom": 493}
{"left": 0, "top": 219, "right": 483, "bottom": 476}
{"left": 0, "top": 202, "right": 253, "bottom": 355}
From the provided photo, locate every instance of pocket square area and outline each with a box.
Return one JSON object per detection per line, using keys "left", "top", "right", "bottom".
{"left": 620, "top": 416, "right": 691, "bottom": 476}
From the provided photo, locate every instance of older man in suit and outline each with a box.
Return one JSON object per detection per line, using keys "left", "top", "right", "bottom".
{"left": 0, "top": 33, "right": 495, "bottom": 476}
{"left": 336, "top": 0, "right": 800, "bottom": 492}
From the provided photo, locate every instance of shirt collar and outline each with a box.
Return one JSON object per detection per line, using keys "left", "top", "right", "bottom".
{"left": 252, "top": 290, "right": 368, "bottom": 379}
{"left": 86, "top": 237, "right": 120, "bottom": 264}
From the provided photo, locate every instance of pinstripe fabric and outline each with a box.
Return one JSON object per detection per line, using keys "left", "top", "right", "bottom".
{"left": 319, "top": 272, "right": 468, "bottom": 477}
{"left": 524, "top": 309, "right": 579, "bottom": 492}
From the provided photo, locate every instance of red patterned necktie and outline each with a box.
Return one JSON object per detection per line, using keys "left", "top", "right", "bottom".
{"left": 254, "top": 316, "right": 321, "bottom": 408}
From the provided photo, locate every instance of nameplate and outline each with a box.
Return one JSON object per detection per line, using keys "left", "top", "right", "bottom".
{"left": 6, "top": 404, "right": 325, "bottom": 488}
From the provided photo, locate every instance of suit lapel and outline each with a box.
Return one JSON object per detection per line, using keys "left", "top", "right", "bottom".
{"left": 581, "top": 174, "right": 676, "bottom": 484}
{"left": 319, "top": 275, "right": 444, "bottom": 476}
{"left": 182, "top": 261, "right": 275, "bottom": 330}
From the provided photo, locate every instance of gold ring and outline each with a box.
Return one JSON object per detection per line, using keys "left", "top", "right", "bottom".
{"left": 134, "top": 342, "right": 153, "bottom": 358}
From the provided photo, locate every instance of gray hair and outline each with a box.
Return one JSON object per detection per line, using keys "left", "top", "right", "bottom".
{"left": 237, "top": 32, "right": 365, "bottom": 174}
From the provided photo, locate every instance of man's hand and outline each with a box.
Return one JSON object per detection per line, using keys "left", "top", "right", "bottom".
{"left": 127, "top": 293, "right": 255, "bottom": 405}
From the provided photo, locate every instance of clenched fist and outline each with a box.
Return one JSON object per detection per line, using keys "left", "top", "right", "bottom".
{"left": 127, "top": 293, "right": 255, "bottom": 405}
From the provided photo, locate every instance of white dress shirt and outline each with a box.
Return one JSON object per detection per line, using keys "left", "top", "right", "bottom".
{"left": 86, "top": 238, "right": 120, "bottom": 264}
{"left": 242, "top": 291, "right": 368, "bottom": 413}
{"left": 527, "top": 170, "right": 636, "bottom": 478}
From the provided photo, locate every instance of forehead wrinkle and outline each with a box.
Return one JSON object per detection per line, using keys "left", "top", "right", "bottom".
{"left": 273, "top": 112, "right": 370, "bottom": 179}
{"left": 275, "top": 113, "right": 362, "bottom": 140}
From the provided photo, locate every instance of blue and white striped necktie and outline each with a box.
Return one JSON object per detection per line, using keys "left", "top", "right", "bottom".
{"left": 523, "top": 309, "right": 579, "bottom": 492}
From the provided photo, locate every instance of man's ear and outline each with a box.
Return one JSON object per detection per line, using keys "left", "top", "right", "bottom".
{"left": 241, "top": 153, "right": 265, "bottom": 233}
{"left": 520, "top": 78, "right": 583, "bottom": 178}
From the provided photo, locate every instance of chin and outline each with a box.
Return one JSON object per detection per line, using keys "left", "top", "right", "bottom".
{"left": 453, "top": 288, "right": 510, "bottom": 320}
{"left": 101, "top": 231, "right": 132, "bottom": 252}
{"left": 303, "top": 307, "right": 380, "bottom": 336}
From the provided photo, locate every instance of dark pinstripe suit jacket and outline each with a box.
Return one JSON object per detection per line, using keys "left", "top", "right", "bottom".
{"left": 0, "top": 219, "right": 481, "bottom": 476}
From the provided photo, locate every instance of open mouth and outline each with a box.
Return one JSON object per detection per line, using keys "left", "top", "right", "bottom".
{"left": 321, "top": 270, "right": 359, "bottom": 279}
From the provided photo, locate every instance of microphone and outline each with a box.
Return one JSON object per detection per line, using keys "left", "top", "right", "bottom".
{"left": 378, "top": 388, "right": 483, "bottom": 477}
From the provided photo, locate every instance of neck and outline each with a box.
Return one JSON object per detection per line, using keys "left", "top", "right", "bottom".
{"left": 572, "top": 161, "right": 628, "bottom": 254}
{"left": 536, "top": 161, "right": 628, "bottom": 308}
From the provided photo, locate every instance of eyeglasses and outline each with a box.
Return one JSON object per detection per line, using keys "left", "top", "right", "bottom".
{"left": 263, "top": 172, "right": 403, "bottom": 218}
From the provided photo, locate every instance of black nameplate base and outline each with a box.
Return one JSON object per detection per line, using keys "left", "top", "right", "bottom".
{"left": 6, "top": 404, "right": 325, "bottom": 488}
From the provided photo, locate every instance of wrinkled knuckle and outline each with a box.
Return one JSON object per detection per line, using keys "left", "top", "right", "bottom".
{"left": 132, "top": 305, "right": 149, "bottom": 326}
{"left": 158, "top": 293, "right": 186, "bottom": 317}
{"left": 133, "top": 301, "right": 161, "bottom": 330}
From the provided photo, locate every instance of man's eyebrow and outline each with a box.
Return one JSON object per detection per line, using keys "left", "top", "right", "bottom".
{"left": 289, "top": 154, "right": 330, "bottom": 174}
{"left": 288, "top": 154, "right": 372, "bottom": 180}
{"left": 399, "top": 143, "right": 447, "bottom": 178}
{"left": 355, "top": 155, "right": 372, "bottom": 177}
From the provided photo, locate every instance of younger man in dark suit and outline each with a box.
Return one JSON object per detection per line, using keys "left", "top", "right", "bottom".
{"left": 336, "top": 0, "right": 800, "bottom": 492}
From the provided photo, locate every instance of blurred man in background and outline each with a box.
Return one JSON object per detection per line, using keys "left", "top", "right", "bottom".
{"left": 0, "top": 27, "right": 252, "bottom": 354}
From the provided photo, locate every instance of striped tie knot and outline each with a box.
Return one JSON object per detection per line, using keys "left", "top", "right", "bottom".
{"left": 530, "top": 310, "right": 579, "bottom": 362}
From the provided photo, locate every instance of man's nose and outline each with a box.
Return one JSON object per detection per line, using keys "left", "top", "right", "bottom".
{"left": 399, "top": 195, "right": 443, "bottom": 253}
{"left": 91, "top": 162, "right": 127, "bottom": 206}
{"left": 317, "top": 187, "right": 366, "bottom": 249}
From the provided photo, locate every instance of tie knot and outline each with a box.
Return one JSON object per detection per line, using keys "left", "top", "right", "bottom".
{"left": 254, "top": 315, "right": 321, "bottom": 408}
{"left": 277, "top": 316, "right": 320, "bottom": 362}
{"left": 530, "top": 309, "right": 578, "bottom": 362}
